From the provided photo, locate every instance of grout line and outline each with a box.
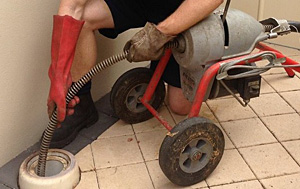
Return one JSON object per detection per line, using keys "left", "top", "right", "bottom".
{"left": 205, "top": 102, "right": 237, "bottom": 150}
{"left": 131, "top": 123, "right": 156, "bottom": 189}
{"left": 97, "top": 133, "right": 140, "bottom": 140}
{"left": 206, "top": 100, "right": 266, "bottom": 186}
{"left": 0, "top": 183, "right": 13, "bottom": 189}
{"left": 94, "top": 161, "right": 156, "bottom": 173}
{"left": 94, "top": 161, "right": 157, "bottom": 171}
{"left": 259, "top": 113, "right": 300, "bottom": 169}
{"left": 236, "top": 141, "right": 279, "bottom": 150}
{"left": 263, "top": 41, "right": 300, "bottom": 51}
{"left": 258, "top": 171, "right": 300, "bottom": 181}
{"left": 206, "top": 102, "right": 264, "bottom": 184}
{"left": 206, "top": 71, "right": 300, "bottom": 186}
{"left": 206, "top": 178, "right": 259, "bottom": 188}
{"left": 165, "top": 104, "right": 180, "bottom": 125}
{"left": 277, "top": 92, "right": 299, "bottom": 114}
{"left": 206, "top": 171, "right": 300, "bottom": 189}
{"left": 281, "top": 138, "right": 300, "bottom": 143}
{"left": 89, "top": 144, "right": 101, "bottom": 189}
{"left": 217, "top": 116, "right": 258, "bottom": 123}
{"left": 278, "top": 89, "right": 300, "bottom": 94}
{"left": 248, "top": 91, "right": 300, "bottom": 168}
{"left": 253, "top": 74, "right": 300, "bottom": 169}
{"left": 133, "top": 128, "right": 166, "bottom": 135}
{"left": 220, "top": 111, "right": 298, "bottom": 123}
{"left": 261, "top": 74, "right": 299, "bottom": 113}
{"left": 258, "top": 172, "right": 300, "bottom": 189}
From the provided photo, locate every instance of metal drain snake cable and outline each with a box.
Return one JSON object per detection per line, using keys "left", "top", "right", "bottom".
{"left": 37, "top": 50, "right": 128, "bottom": 177}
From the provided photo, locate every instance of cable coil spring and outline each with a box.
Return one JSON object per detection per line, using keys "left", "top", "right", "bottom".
{"left": 37, "top": 51, "right": 128, "bottom": 176}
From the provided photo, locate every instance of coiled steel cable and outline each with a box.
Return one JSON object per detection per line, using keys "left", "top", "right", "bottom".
{"left": 37, "top": 50, "right": 128, "bottom": 176}
{"left": 263, "top": 24, "right": 274, "bottom": 32}
{"left": 263, "top": 23, "right": 300, "bottom": 33}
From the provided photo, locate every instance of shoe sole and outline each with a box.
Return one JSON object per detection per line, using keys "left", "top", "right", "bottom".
{"left": 49, "top": 111, "right": 99, "bottom": 148}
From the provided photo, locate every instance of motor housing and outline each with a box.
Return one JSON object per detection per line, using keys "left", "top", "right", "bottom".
{"left": 172, "top": 8, "right": 265, "bottom": 102}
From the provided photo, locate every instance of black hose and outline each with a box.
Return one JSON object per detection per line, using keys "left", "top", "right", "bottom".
{"left": 288, "top": 20, "right": 300, "bottom": 33}
{"left": 37, "top": 51, "right": 128, "bottom": 176}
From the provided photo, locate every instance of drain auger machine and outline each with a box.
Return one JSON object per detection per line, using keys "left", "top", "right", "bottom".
{"left": 19, "top": 4, "right": 300, "bottom": 189}
{"left": 110, "top": 8, "right": 300, "bottom": 186}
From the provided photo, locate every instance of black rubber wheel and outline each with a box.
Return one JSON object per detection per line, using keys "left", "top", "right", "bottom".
{"left": 110, "top": 67, "right": 166, "bottom": 124}
{"left": 159, "top": 117, "right": 225, "bottom": 186}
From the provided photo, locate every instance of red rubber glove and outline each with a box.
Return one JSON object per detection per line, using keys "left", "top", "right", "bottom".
{"left": 47, "top": 15, "right": 84, "bottom": 123}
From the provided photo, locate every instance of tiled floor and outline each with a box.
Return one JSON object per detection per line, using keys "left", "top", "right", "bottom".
{"left": 75, "top": 44, "right": 300, "bottom": 189}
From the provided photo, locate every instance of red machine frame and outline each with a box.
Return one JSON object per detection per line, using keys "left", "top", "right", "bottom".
{"left": 141, "top": 42, "right": 300, "bottom": 132}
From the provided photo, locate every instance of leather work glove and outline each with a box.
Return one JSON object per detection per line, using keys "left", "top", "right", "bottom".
{"left": 47, "top": 15, "right": 84, "bottom": 124}
{"left": 124, "top": 22, "right": 175, "bottom": 62}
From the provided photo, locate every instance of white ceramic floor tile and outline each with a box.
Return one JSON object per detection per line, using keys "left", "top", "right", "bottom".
{"left": 169, "top": 112, "right": 186, "bottom": 125}
{"left": 98, "top": 120, "right": 134, "bottom": 139}
{"left": 239, "top": 143, "right": 300, "bottom": 179}
{"left": 290, "top": 56, "right": 300, "bottom": 78}
{"left": 207, "top": 98, "right": 257, "bottom": 122}
{"left": 249, "top": 93, "right": 295, "bottom": 117}
{"left": 206, "top": 149, "right": 256, "bottom": 186}
{"left": 146, "top": 160, "right": 207, "bottom": 189}
{"left": 256, "top": 59, "right": 286, "bottom": 76}
{"left": 281, "top": 90, "right": 300, "bottom": 112}
{"left": 222, "top": 118, "right": 276, "bottom": 148}
{"left": 75, "top": 145, "right": 95, "bottom": 172}
{"left": 261, "top": 173, "right": 300, "bottom": 189}
{"left": 283, "top": 140, "right": 300, "bottom": 165}
{"left": 290, "top": 55, "right": 300, "bottom": 62}
{"left": 261, "top": 113, "right": 300, "bottom": 141}
{"left": 260, "top": 78, "right": 276, "bottom": 94}
{"left": 210, "top": 180, "right": 263, "bottom": 189}
{"left": 97, "top": 163, "right": 153, "bottom": 189}
{"left": 92, "top": 135, "right": 143, "bottom": 169}
{"left": 217, "top": 123, "right": 235, "bottom": 150}
{"left": 170, "top": 103, "right": 218, "bottom": 124}
{"left": 263, "top": 73, "right": 300, "bottom": 92}
{"left": 132, "top": 106, "right": 175, "bottom": 133}
{"left": 136, "top": 130, "right": 168, "bottom": 161}
{"left": 75, "top": 171, "right": 99, "bottom": 189}
{"left": 265, "top": 44, "right": 300, "bottom": 56}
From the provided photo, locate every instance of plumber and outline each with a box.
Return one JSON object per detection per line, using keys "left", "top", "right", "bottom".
{"left": 47, "top": 0, "right": 224, "bottom": 148}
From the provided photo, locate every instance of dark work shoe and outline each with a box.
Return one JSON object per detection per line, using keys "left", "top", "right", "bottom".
{"left": 46, "top": 92, "right": 99, "bottom": 148}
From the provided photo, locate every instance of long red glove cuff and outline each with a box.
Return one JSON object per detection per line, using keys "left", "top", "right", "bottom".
{"left": 49, "top": 15, "right": 84, "bottom": 78}
{"left": 48, "top": 15, "right": 84, "bottom": 122}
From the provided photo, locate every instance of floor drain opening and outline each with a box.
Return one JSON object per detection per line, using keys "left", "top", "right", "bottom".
{"left": 33, "top": 159, "right": 65, "bottom": 177}
{"left": 28, "top": 152, "right": 70, "bottom": 177}
{"left": 19, "top": 149, "right": 80, "bottom": 189}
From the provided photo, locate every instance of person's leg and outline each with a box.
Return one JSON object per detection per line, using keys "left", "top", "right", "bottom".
{"left": 150, "top": 55, "right": 192, "bottom": 116}
{"left": 167, "top": 85, "right": 192, "bottom": 115}
{"left": 49, "top": 0, "right": 115, "bottom": 148}
{"left": 69, "top": 0, "right": 114, "bottom": 81}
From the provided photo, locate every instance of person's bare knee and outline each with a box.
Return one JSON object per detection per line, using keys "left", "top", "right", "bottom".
{"left": 58, "top": 0, "right": 89, "bottom": 19}
{"left": 58, "top": 0, "right": 113, "bottom": 31}
{"left": 167, "top": 85, "right": 192, "bottom": 115}
{"left": 65, "top": 0, "right": 114, "bottom": 81}
{"left": 81, "top": 0, "right": 114, "bottom": 30}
